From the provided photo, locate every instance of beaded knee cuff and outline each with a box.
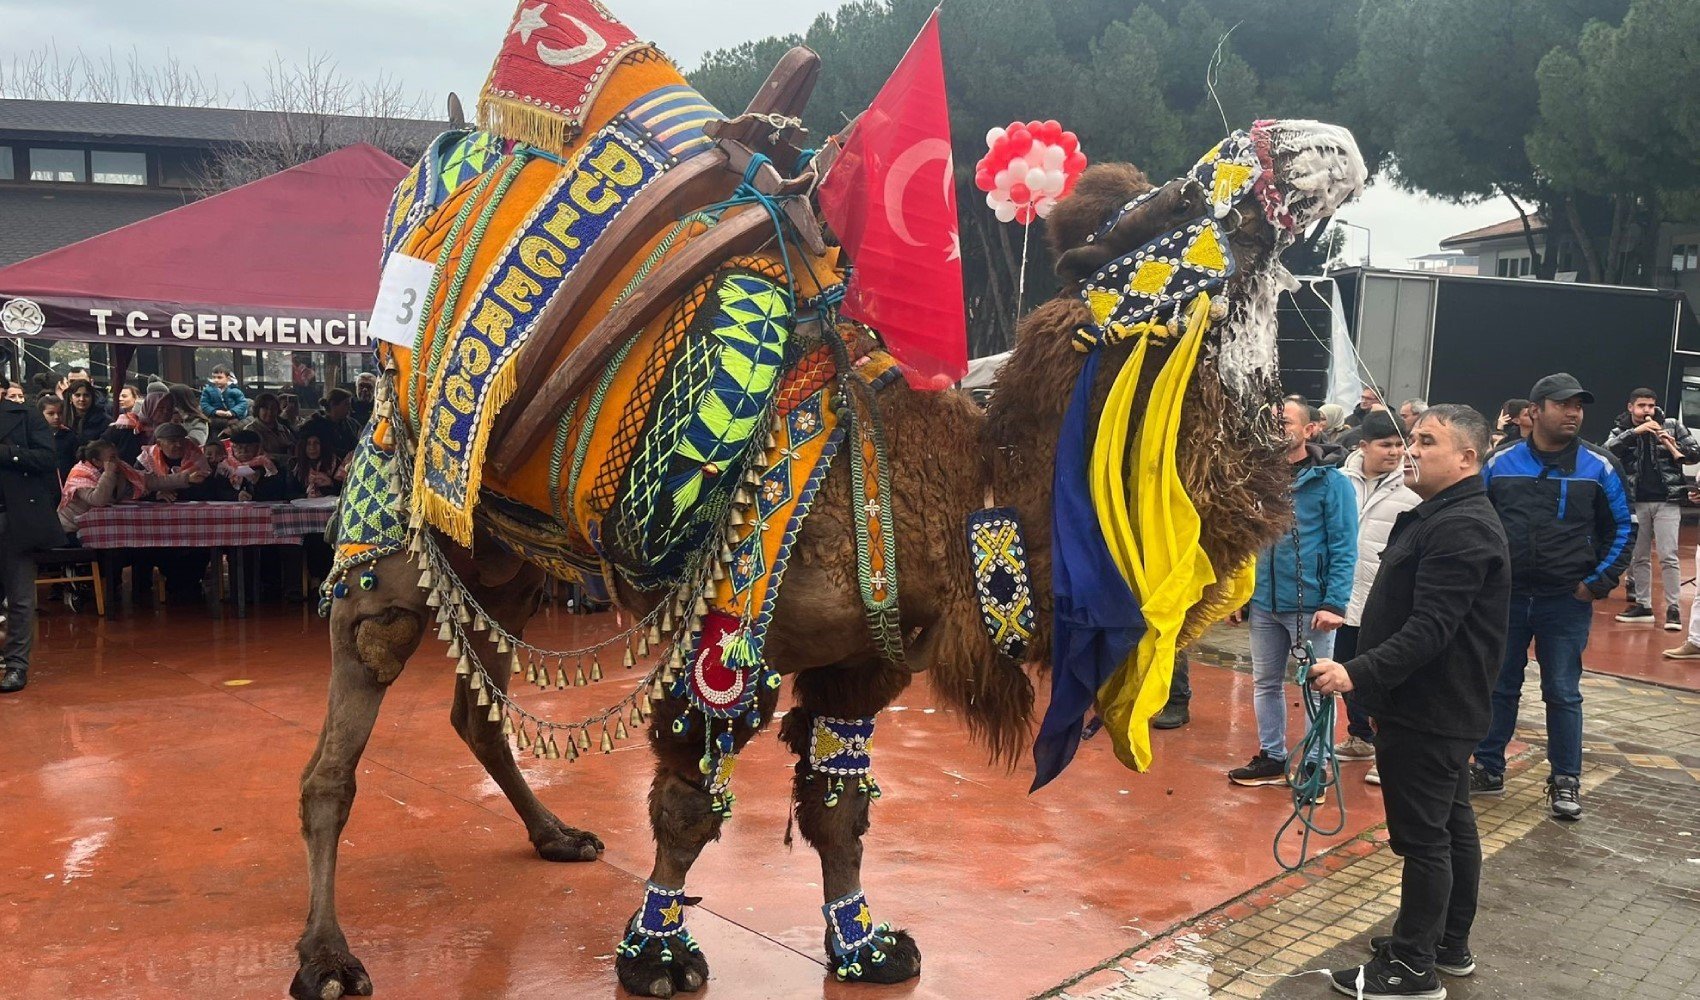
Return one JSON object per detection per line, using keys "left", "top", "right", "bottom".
{"left": 809, "top": 715, "right": 880, "bottom": 807}
{"left": 617, "top": 882, "right": 700, "bottom": 963}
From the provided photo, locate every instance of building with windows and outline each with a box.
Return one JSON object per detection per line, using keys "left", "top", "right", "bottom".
{"left": 0, "top": 98, "right": 439, "bottom": 388}
{"left": 1440, "top": 212, "right": 1700, "bottom": 298}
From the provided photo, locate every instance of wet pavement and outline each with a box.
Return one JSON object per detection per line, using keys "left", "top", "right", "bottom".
{"left": 5, "top": 578, "right": 1700, "bottom": 999}
{"left": 2, "top": 599, "right": 1378, "bottom": 1000}
{"left": 1055, "top": 641, "right": 1700, "bottom": 1000}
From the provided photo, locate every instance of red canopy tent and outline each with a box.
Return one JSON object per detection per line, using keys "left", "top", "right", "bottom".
{"left": 0, "top": 143, "right": 409, "bottom": 384}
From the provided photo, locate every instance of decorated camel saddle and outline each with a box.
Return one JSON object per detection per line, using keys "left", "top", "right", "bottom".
{"left": 324, "top": 0, "right": 908, "bottom": 818}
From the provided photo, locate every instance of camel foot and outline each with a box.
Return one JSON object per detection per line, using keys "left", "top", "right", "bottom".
{"left": 826, "top": 927, "right": 921, "bottom": 985}
{"left": 290, "top": 946, "right": 373, "bottom": 1000}
{"left": 530, "top": 817, "right": 604, "bottom": 862}
{"left": 615, "top": 933, "right": 710, "bottom": 998}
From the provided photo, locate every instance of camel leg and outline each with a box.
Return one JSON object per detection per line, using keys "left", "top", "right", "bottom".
{"left": 781, "top": 662, "right": 921, "bottom": 985}
{"left": 449, "top": 562, "right": 603, "bottom": 862}
{"left": 291, "top": 559, "right": 427, "bottom": 1000}
{"left": 614, "top": 687, "right": 778, "bottom": 998}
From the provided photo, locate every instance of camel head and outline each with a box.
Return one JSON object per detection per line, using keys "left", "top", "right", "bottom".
{"left": 982, "top": 121, "right": 1364, "bottom": 662}
{"left": 1048, "top": 118, "right": 1365, "bottom": 405}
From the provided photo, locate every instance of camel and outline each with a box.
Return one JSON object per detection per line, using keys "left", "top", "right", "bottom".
{"left": 290, "top": 109, "right": 1364, "bottom": 999}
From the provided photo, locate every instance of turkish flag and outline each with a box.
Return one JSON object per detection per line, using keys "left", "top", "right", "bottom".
{"left": 817, "top": 8, "right": 966, "bottom": 389}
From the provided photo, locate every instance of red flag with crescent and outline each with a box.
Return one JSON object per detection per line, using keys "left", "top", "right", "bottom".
{"left": 817, "top": 8, "right": 966, "bottom": 389}
{"left": 479, "top": 0, "right": 645, "bottom": 151}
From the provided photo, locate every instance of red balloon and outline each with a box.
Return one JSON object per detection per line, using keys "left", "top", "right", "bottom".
{"left": 1043, "top": 118, "right": 1062, "bottom": 137}
{"left": 975, "top": 168, "right": 994, "bottom": 192}
{"left": 1065, "top": 150, "right": 1088, "bottom": 174}
{"left": 1015, "top": 204, "right": 1038, "bottom": 225}
{"left": 1009, "top": 181, "right": 1032, "bottom": 204}
{"left": 1061, "top": 131, "right": 1080, "bottom": 153}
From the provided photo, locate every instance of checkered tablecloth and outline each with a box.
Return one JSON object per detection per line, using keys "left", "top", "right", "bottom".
{"left": 76, "top": 502, "right": 287, "bottom": 549}
{"left": 270, "top": 501, "right": 338, "bottom": 539}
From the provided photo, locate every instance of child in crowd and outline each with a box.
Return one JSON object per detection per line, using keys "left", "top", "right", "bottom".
{"left": 213, "top": 428, "right": 289, "bottom": 502}
{"left": 37, "top": 395, "right": 78, "bottom": 482}
{"left": 200, "top": 364, "right": 250, "bottom": 421}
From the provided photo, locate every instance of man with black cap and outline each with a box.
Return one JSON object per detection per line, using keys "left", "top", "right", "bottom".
{"left": 1470, "top": 373, "right": 1635, "bottom": 820}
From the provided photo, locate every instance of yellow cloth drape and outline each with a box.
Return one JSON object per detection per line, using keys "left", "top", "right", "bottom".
{"left": 1088, "top": 294, "right": 1254, "bottom": 771}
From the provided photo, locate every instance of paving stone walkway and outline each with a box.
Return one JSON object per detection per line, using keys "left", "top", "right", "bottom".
{"left": 1040, "top": 638, "right": 1700, "bottom": 1000}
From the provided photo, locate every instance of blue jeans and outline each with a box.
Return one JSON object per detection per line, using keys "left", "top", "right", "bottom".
{"left": 1473, "top": 593, "right": 1591, "bottom": 778}
{"left": 1249, "top": 605, "right": 1335, "bottom": 762}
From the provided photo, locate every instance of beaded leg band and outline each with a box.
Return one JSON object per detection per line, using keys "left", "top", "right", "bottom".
{"left": 617, "top": 882, "right": 701, "bottom": 964}
{"left": 824, "top": 889, "right": 898, "bottom": 980}
{"left": 809, "top": 716, "right": 880, "bottom": 807}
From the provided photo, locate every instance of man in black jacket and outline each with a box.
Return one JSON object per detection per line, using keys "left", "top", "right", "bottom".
{"left": 0, "top": 394, "right": 70, "bottom": 693}
{"left": 1605, "top": 388, "right": 1699, "bottom": 628}
{"left": 1309, "top": 404, "right": 1509, "bottom": 999}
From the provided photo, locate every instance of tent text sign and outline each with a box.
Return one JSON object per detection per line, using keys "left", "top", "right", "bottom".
{"left": 0, "top": 294, "right": 373, "bottom": 353}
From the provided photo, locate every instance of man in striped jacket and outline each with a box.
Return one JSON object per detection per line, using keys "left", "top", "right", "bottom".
{"left": 1470, "top": 373, "right": 1635, "bottom": 820}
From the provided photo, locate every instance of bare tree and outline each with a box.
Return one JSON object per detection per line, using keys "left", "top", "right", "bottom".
{"left": 0, "top": 43, "right": 224, "bottom": 105}
{"left": 197, "top": 53, "right": 436, "bottom": 193}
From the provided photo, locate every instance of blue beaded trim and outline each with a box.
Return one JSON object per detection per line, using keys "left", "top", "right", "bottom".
{"left": 809, "top": 716, "right": 875, "bottom": 775}
{"left": 824, "top": 889, "right": 879, "bottom": 957}
{"left": 633, "top": 882, "right": 689, "bottom": 939}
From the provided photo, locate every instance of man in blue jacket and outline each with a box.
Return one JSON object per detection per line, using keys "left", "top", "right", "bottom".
{"left": 1471, "top": 373, "right": 1635, "bottom": 820}
{"left": 1230, "top": 398, "right": 1358, "bottom": 788}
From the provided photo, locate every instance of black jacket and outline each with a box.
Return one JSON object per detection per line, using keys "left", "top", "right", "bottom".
{"left": 1605, "top": 408, "right": 1700, "bottom": 502}
{"left": 1482, "top": 437, "right": 1636, "bottom": 598}
{"left": 1344, "top": 476, "right": 1510, "bottom": 741}
{"left": 0, "top": 401, "right": 70, "bottom": 552}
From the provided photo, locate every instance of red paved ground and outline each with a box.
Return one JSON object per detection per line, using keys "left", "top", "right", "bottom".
{"left": 1585, "top": 522, "right": 1700, "bottom": 692}
{"left": 1, "top": 602, "right": 1388, "bottom": 1000}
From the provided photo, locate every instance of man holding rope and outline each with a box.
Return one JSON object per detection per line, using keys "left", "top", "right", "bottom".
{"left": 1308, "top": 404, "right": 1509, "bottom": 998}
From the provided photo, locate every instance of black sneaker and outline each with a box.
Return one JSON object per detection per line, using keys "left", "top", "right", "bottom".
{"left": 1548, "top": 774, "right": 1583, "bottom": 820}
{"left": 1467, "top": 762, "right": 1503, "bottom": 796}
{"left": 1228, "top": 752, "right": 1288, "bottom": 786}
{"left": 1330, "top": 951, "right": 1445, "bottom": 998}
{"left": 1666, "top": 606, "right": 1683, "bottom": 631}
{"left": 1369, "top": 937, "right": 1475, "bottom": 977}
{"left": 1615, "top": 604, "right": 1654, "bottom": 623}
{"left": 1151, "top": 701, "right": 1190, "bottom": 730}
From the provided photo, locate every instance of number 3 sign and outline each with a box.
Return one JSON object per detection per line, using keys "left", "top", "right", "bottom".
{"left": 368, "top": 254, "right": 437, "bottom": 348}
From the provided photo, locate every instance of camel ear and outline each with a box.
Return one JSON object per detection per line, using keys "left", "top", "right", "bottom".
{"left": 1053, "top": 178, "right": 1208, "bottom": 285}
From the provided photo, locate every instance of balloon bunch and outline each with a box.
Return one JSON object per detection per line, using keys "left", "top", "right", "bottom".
{"left": 974, "top": 120, "right": 1088, "bottom": 225}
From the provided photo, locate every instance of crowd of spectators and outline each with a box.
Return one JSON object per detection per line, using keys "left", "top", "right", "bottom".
{"left": 13, "top": 364, "right": 369, "bottom": 610}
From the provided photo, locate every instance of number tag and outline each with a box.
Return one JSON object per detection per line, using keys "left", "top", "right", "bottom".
{"left": 368, "top": 254, "right": 436, "bottom": 348}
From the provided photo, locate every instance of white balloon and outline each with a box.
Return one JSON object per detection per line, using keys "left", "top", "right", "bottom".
{"left": 986, "top": 190, "right": 1004, "bottom": 211}
{"left": 1025, "top": 166, "right": 1048, "bottom": 192}
{"left": 1035, "top": 196, "right": 1057, "bottom": 219}
{"left": 1007, "top": 157, "right": 1030, "bottom": 180}
{"left": 1042, "top": 144, "right": 1066, "bottom": 171}
{"left": 1044, "top": 168, "right": 1067, "bottom": 193}
{"left": 993, "top": 168, "right": 1012, "bottom": 191}
{"left": 985, "top": 126, "right": 1007, "bottom": 147}
{"left": 994, "top": 201, "right": 1018, "bottom": 223}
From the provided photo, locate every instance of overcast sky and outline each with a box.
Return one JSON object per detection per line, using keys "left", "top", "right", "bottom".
{"left": 1, "top": 0, "right": 1513, "bottom": 263}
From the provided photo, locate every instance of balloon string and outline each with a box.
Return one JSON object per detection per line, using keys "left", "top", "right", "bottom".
{"left": 1016, "top": 219, "right": 1031, "bottom": 323}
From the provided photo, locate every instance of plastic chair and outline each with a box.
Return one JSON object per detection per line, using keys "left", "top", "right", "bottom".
{"left": 35, "top": 547, "right": 107, "bottom": 616}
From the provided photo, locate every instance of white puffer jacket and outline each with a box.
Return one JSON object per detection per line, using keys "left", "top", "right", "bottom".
{"left": 1342, "top": 450, "right": 1421, "bottom": 626}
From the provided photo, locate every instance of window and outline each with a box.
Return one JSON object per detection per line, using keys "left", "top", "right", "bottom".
{"left": 1673, "top": 243, "right": 1700, "bottom": 273}
{"left": 1496, "top": 255, "right": 1532, "bottom": 279}
{"left": 29, "top": 147, "right": 86, "bottom": 182}
{"left": 91, "top": 150, "right": 146, "bottom": 185}
{"left": 0, "top": 147, "right": 12, "bottom": 181}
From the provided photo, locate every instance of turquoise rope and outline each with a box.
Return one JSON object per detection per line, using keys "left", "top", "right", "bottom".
{"left": 1273, "top": 640, "right": 1346, "bottom": 871}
